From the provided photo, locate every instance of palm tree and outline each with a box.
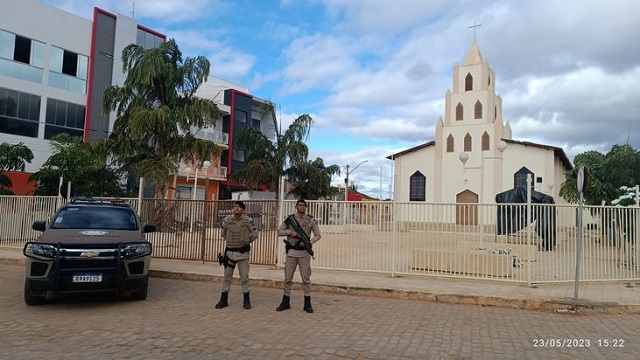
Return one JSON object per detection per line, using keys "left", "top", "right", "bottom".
{"left": 560, "top": 145, "right": 640, "bottom": 205}
{"left": 101, "top": 39, "right": 223, "bottom": 199}
{"left": 29, "top": 134, "right": 128, "bottom": 197}
{"left": 286, "top": 157, "right": 341, "bottom": 199}
{"left": 233, "top": 108, "right": 314, "bottom": 197}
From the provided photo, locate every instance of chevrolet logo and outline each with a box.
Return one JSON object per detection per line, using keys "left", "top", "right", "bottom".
{"left": 80, "top": 251, "right": 99, "bottom": 258}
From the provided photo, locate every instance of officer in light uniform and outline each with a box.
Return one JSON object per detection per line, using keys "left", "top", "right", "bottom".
{"left": 276, "top": 198, "right": 321, "bottom": 313}
{"left": 215, "top": 200, "right": 258, "bottom": 309}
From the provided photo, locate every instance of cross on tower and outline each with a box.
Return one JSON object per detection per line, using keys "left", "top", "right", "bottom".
{"left": 468, "top": 20, "right": 482, "bottom": 40}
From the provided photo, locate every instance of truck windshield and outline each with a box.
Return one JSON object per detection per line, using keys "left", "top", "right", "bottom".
{"left": 51, "top": 206, "right": 139, "bottom": 230}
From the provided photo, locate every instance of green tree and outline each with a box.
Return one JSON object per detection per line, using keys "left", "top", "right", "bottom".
{"left": 233, "top": 110, "right": 316, "bottom": 197}
{"left": 0, "top": 142, "right": 34, "bottom": 195}
{"left": 560, "top": 144, "right": 640, "bottom": 205}
{"left": 29, "top": 134, "right": 128, "bottom": 197}
{"left": 100, "top": 39, "right": 222, "bottom": 199}
{"left": 286, "top": 157, "right": 341, "bottom": 199}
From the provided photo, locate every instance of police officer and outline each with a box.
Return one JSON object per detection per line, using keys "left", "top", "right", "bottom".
{"left": 276, "top": 198, "right": 321, "bottom": 313}
{"left": 215, "top": 200, "right": 258, "bottom": 309}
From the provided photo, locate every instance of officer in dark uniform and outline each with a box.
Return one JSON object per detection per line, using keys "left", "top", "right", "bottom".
{"left": 215, "top": 200, "right": 258, "bottom": 309}
{"left": 276, "top": 198, "right": 321, "bottom": 313}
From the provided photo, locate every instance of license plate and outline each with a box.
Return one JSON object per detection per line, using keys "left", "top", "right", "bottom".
{"left": 72, "top": 274, "right": 102, "bottom": 283}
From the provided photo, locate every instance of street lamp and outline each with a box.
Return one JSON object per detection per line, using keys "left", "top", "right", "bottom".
{"left": 344, "top": 160, "right": 368, "bottom": 202}
{"left": 185, "top": 160, "right": 211, "bottom": 200}
{"left": 184, "top": 160, "right": 211, "bottom": 234}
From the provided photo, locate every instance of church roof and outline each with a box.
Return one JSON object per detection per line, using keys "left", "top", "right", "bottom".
{"left": 386, "top": 141, "right": 435, "bottom": 159}
{"left": 503, "top": 139, "right": 573, "bottom": 170}
{"left": 463, "top": 39, "right": 483, "bottom": 65}
{"left": 386, "top": 139, "right": 573, "bottom": 170}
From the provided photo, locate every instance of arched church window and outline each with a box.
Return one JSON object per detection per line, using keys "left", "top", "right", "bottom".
{"left": 482, "top": 132, "right": 490, "bottom": 151}
{"left": 494, "top": 105, "right": 497, "bottom": 120}
{"left": 465, "top": 73, "right": 473, "bottom": 91}
{"left": 409, "top": 171, "right": 426, "bottom": 202}
{"left": 474, "top": 100, "right": 482, "bottom": 119}
{"left": 514, "top": 167, "right": 535, "bottom": 191}
{"left": 456, "top": 103, "right": 463, "bottom": 121}
{"left": 447, "top": 134, "right": 454, "bottom": 152}
{"left": 488, "top": 75, "right": 491, "bottom": 86}
{"left": 464, "top": 133, "right": 472, "bottom": 152}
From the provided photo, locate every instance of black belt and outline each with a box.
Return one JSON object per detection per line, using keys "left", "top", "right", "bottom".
{"left": 226, "top": 244, "right": 251, "bottom": 253}
{"left": 285, "top": 243, "right": 306, "bottom": 251}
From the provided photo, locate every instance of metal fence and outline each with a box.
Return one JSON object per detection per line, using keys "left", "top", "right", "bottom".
{"left": 1, "top": 195, "right": 638, "bottom": 284}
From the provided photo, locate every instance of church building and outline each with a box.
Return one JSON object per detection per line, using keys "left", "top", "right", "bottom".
{"left": 388, "top": 40, "right": 573, "bottom": 209}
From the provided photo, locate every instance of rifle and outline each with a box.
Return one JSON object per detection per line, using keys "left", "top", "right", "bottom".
{"left": 284, "top": 215, "right": 314, "bottom": 257}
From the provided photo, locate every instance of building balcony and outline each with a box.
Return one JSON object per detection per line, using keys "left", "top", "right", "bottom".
{"left": 178, "top": 164, "right": 227, "bottom": 181}
{"left": 192, "top": 127, "right": 228, "bottom": 147}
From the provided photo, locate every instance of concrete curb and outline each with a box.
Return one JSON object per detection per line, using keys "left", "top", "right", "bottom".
{"left": 4, "top": 257, "right": 637, "bottom": 314}
{"left": 148, "top": 269, "right": 640, "bottom": 315}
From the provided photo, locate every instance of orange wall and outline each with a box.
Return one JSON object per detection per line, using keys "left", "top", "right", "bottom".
{"left": 2, "top": 171, "right": 37, "bottom": 195}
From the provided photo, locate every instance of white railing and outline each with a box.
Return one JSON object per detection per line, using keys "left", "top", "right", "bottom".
{"left": 0, "top": 196, "right": 63, "bottom": 247}
{"left": 193, "top": 127, "right": 228, "bottom": 146}
{"left": 2, "top": 196, "right": 638, "bottom": 284}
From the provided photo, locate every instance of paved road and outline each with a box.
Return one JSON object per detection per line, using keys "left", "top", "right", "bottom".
{"left": 1, "top": 264, "right": 639, "bottom": 360}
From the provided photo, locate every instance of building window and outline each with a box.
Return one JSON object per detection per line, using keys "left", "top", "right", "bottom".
{"left": 455, "top": 103, "right": 463, "bottom": 121}
{"left": 136, "top": 28, "right": 164, "bottom": 50}
{"left": 446, "top": 134, "right": 454, "bottom": 152}
{"left": 514, "top": 167, "right": 535, "bottom": 191}
{"left": 409, "top": 171, "right": 426, "bottom": 202}
{"left": 482, "top": 132, "right": 490, "bottom": 151}
{"left": 0, "top": 29, "right": 44, "bottom": 83}
{"left": 235, "top": 110, "right": 247, "bottom": 123}
{"left": 49, "top": 47, "right": 88, "bottom": 93}
{"left": 44, "top": 98, "right": 85, "bottom": 140}
{"left": 13, "top": 35, "right": 31, "bottom": 64}
{"left": 252, "top": 118, "right": 261, "bottom": 131}
{"left": 474, "top": 100, "right": 482, "bottom": 119}
{"left": 0, "top": 87, "right": 40, "bottom": 138}
{"left": 488, "top": 75, "right": 491, "bottom": 86}
{"left": 465, "top": 73, "right": 473, "bottom": 91}
{"left": 232, "top": 148, "right": 245, "bottom": 161}
{"left": 175, "top": 185, "right": 204, "bottom": 200}
{"left": 464, "top": 133, "right": 472, "bottom": 152}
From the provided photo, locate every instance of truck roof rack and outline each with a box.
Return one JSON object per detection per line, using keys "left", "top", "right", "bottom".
{"left": 69, "top": 197, "right": 131, "bottom": 206}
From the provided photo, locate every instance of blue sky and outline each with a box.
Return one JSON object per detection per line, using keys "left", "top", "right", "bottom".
{"left": 44, "top": 0, "right": 640, "bottom": 199}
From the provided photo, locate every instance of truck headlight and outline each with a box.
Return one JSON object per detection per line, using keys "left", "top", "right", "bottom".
{"left": 120, "top": 243, "right": 152, "bottom": 259}
{"left": 24, "top": 243, "right": 57, "bottom": 259}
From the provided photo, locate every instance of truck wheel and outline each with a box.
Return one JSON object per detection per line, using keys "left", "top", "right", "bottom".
{"left": 24, "top": 280, "right": 46, "bottom": 306}
{"left": 130, "top": 276, "right": 149, "bottom": 301}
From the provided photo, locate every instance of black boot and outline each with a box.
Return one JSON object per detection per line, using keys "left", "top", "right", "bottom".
{"left": 243, "top": 292, "right": 251, "bottom": 309}
{"left": 215, "top": 292, "right": 228, "bottom": 309}
{"left": 303, "top": 296, "right": 314, "bottom": 313}
{"left": 275, "top": 295, "right": 290, "bottom": 311}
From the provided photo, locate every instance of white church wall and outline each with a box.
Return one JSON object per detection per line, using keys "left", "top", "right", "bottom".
{"left": 502, "top": 145, "right": 555, "bottom": 195}
{"left": 394, "top": 146, "right": 435, "bottom": 204}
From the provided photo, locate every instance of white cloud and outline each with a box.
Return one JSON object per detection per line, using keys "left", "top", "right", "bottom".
{"left": 208, "top": 48, "right": 256, "bottom": 80}
{"left": 281, "top": 34, "right": 359, "bottom": 94}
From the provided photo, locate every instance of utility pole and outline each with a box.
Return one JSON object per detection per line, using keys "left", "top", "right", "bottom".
{"left": 344, "top": 160, "right": 368, "bottom": 202}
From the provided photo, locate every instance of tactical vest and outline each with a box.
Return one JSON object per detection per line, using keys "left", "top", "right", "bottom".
{"left": 225, "top": 215, "right": 252, "bottom": 248}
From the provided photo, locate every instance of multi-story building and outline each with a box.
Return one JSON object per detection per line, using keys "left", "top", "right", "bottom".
{"left": 174, "top": 77, "right": 276, "bottom": 200}
{"left": 0, "top": 0, "right": 275, "bottom": 199}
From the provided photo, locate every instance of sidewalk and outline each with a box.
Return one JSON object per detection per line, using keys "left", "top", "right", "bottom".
{"left": 3, "top": 247, "right": 640, "bottom": 314}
